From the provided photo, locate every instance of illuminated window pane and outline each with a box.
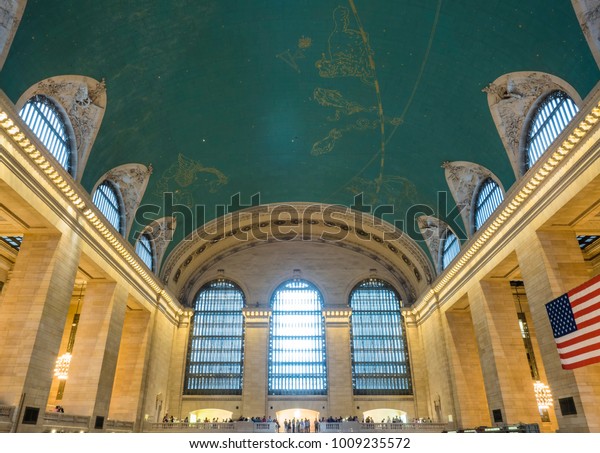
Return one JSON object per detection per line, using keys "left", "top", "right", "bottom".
{"left": 19, "top": 95, "right": 72, "bottom": 174}
{"left": 350, "top": 279, "right": 412, "bottom": 395}
{"left": 185, "top": 280, "right": 245, "bottom": 395}
{"left": 269, "top": 279, "right": 327, "bottom": 395}
{"left": 0, "top": 235, "right": 23, "bottom": 251}
{"left": 441, "top": 231, "right": 460, "bottom": 270}
{"left": 92, "top": 181, "right": 123, "bottom": 234}
{"left": 135, "top": 233, "right": 154, "bottom": 271}
{"left": 474, "top": 178, "right": 503, "bottom": 231}
{"left": 526, "top": 91, "right": 578, "bottom": 170}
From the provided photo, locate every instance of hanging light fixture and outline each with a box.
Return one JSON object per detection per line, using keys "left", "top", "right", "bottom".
{"left": 54, "top": 353, "right": 72, "bottom": 380}
{"left": 53, "top": 282, "right": 84, "bottom": 396}
{"left": 534, "top": 380, "right": 553, "bottom": 410}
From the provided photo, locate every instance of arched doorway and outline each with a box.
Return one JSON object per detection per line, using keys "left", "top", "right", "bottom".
{"left": 276, "top": 408, "right": 320, "bottom": 432}
{"left": 188, "top": 408, "right": 233, "bottom": 423}
{"left": 362, "top": 408, "right": 407, "bottom": 423}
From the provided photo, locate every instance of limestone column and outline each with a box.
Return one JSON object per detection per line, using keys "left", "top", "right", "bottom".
{"left": 59, "top": 281, "right": 128, "bottom": 431}
{"left": 444, "top": 309, "right": 490, "bottom": 428}
{"left": 516, "top": 229, "right": 600, "bottom": 432}
{"left": 469, "top": 280, "right": 540, "bottom": 425}
{"left": 419, "top": 308, "right": 457, "bottom": 426}
{"left": 241, "top": 309, "right": 270, "bottom": 418}
{"left": 404, "top": 313, "right": 430, "bottom": 420}
{"left": 108, "top": 307, "right": 152, "bottom": 424}
{"left": 165, "top": 311, "right": 191, "bottom": 420}
{"left": 323, "top": 309, "right": 353, "bottom": 417}
{"left": 0, "top": 230, "right": 81, "bottom": 432}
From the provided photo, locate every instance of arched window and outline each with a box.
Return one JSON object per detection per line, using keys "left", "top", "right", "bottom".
{"left": 92, "top": 181, "right": 123, "bottom": 235}
{"left": 525, "top": 90, "right": 578, "bottom": 170}
{"left": 185, "top": 279, "right": 245, "bottom": 395}
{"left": 135, "top": 233, "right": 155, "bottom": 272}
{"left": 474, "top": 178, "right": 503, "bottom": 231}
{"left": 19, "top": 95, "right": 73, "bottom": 175}
{"left": 269, "top": 279, "right": 327, "bottom": 395}
{"left": 350, "top": 279, "right": 412, "bottom": 395}
{"left": 441, "top": 230, "right": 460, "bottom": 270}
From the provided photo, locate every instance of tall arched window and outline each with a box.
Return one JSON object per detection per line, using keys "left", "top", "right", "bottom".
{"left": 441, "top": 230, "right": 460, "bottom": 270}
{"left": 269, "top": 279, "right": 327, "bottom": 395}
{"left": 185, "top": 279, "right": 245, "bottom": 395}
{"left": 135, "top": 233, "right": 155, "bottom": 272}
{"left": 92, "top": 181, "right": 123, "bottom": 235}
{"left": 350, "top": 279, "right": 412, "bottom": 395}
{"left": 525, "top": 90, "right": 578, "bottom": 170}
{"left": 19, "top": 95, "right": 73, "bottom": 175}
{"left": 474, "top": 178, "right": 503, "bottom": 231}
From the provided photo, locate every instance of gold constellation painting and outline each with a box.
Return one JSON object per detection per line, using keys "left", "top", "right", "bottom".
{"left": 154, "top": 154, "right": 228, "bottom": 207}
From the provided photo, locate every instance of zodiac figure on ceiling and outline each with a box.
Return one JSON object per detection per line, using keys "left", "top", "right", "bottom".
{"left": 315, "top": 6, "right": 375, "bottom": 85}
{"left": 313, "top": 87, "right": 375, "bottom": 121}
{"left": 154, "top": 153, "right": 228, "bottom": 207}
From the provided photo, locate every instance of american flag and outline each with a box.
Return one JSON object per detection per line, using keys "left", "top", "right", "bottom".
{"left": 545, "top": 274, "right": 600, "bottom": 370}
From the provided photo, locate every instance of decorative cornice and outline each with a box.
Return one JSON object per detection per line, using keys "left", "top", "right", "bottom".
{"left": 484, "top": 72, "right": 581, "bottom": 178}
{"left": 416, "top": 215, "right": 453, "bottom": 274}
{"left": 416, "top": 93, "right": 600, "bottom": 313}
{"left": 0, "top": 95, "right": 183, "bottom": 318}
{"left": 442, "top": 161, "right": 504, "bottom": 237}
{"left": 23, "top": 75, "right": 107, "bottom": 181}
{"left": 95, "top": 163, "right": 152, "bottom": 237}
{"left": 161, "top": 203, "right": 435, "bottom": 307}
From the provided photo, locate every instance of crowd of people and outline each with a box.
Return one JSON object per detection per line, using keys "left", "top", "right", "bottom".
{"left": 159, "top": 413, "right": 432, "bottom": 430}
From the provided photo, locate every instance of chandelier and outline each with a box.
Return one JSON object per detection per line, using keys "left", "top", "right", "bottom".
{"left": 54, "top": 352, "right": 72, "bottom": 380}
{"left": 534, "top": 380, "right": 553, "bottom": 409}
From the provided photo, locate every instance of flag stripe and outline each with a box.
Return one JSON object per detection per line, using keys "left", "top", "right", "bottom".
{"left": 570, "top": 286, "right": 600, "bottom": 310}
{"left": 561, "top": 353, "right": 600, "bottom": 370}
{"left": 573, "top": 302, "right": 600, "bottom": 322}
{"left": 576, "top": 314, "right": 600, "bottom": 331}
{"left": 546, "top": 275, "right": 600, "bottom": 370}
{"left": 556, "top": 327, "right": 600, "bottom": 348}
{"left": 558, "top": 340, "right": 600, "bottom": 359}
{"left": 568, "top": 274, "right": 600, "bottom": 301}
{"left": 560, "top": 347, "right": 600, "bottom": 365}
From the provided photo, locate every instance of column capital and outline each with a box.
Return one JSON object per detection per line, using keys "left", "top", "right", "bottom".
{"left": 322, "top": 309, "right": 352, "bottom": 325}
{"left": 242, "top": 308, "right": 271, "bottom": 325}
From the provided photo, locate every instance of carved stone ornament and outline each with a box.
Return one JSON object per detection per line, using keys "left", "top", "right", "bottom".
{"left": 442, "top": 161, "right": 503, "bottom": 236}
{"left": 140, "top": 216, "right": 177, "bottom": 273}
{"left": 572, "top": 0, "right": 600, "bottom": 69}
{"left": 0, "top": 1, "right": 27, "bottom": 71}
{"left": 483, "top": 72, "right": 581, "bottom": 178}
{"left": 417, "top": 215, "right": 453, "bottom": 274}
{"left": 95, "top": 163, "right": 153, "bottom": 237}
{"left": 19, "top": 75, "right": 107, "bottom": 181}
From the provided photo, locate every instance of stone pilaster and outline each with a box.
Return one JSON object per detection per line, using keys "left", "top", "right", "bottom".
{"left": 323, "top": 309, "right": 353, "bottom": 417}
{"left": 517, "top": 229, "right": 600, "bottom": 432}
{"left": 241, "top": 309, "right": 270, "bottom": 418}
{"left": 166, "top": 311, "right": 191, "bottom": 420}
{"left": 59, "top": 281, "right": 128, "bottom": 431}
{"left": 444, "top": 309, "right": 490, "bottom": 428}
{"left": 109, "top": 308, "right": 152, "bottom": 425}
{"left": 0, "top": 231, "right": 81, "bottom": 432}
{"left": 468, "top": 280, "right": 539, "bottom": 425}
{"left": 404, "top": 313, "right": 429, "bottom": 420}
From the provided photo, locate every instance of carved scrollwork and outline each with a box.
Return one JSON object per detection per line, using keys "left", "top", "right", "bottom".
{"left": 140, "top": 216, "right": 176, "bottom": 273}
{"left": 0, "top": 1, "right": 27, "bottom": 70}
{"left": 19, "top": 75, "right": 107, "bottom": 181}
{"left": 417, "top": 215, "right": 453, "bottom": 274}
{"left": 442, "top": 161, "right": 503, "bottom": 236}
{"left": 572, "top": 1, "right": 600, "bottom": 69}
{"left": 483, "top": 72, "right": 580, "bottom": 178}
{"left": 95, "top": 163, "right": 153, "bottom": 237}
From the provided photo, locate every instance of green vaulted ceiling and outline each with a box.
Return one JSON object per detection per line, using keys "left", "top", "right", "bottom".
{"left": 0, "top": 0, "right": 598, "bottom": 258}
